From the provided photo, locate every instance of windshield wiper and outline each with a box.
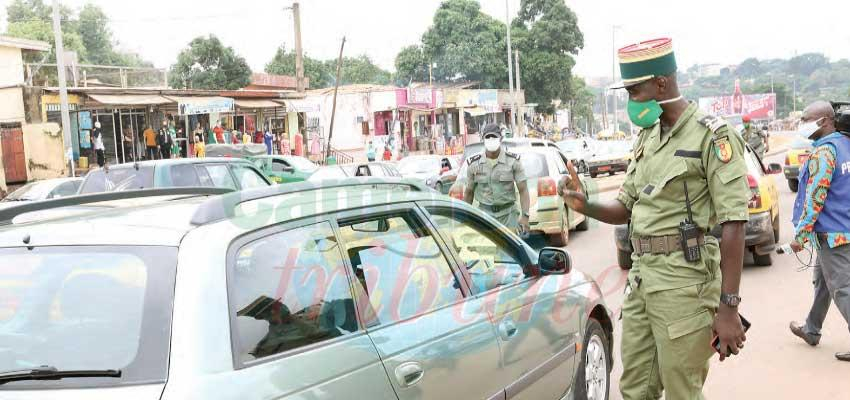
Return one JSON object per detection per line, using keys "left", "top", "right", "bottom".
{"left": 0, "top": 365, "right": 121, "bottom": 385}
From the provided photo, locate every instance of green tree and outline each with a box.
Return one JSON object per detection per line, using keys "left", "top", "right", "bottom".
{"left": 169, "top": 35, "right": 251, "bottom": 90}
{"left": 567, "top": 76, "right": 593, "bottom": 130}
{"left": 737, "top": 58, "right": 762, "bottom": 78}
{"left": 787, "top": 53, "right": 829, "bottom": 77}
{"left": 5, "top": 19, "right": 86, "bottom": 63}
{"left": 333, "top": 55, "right": 392, "bottom": 86}
{"left": 394, "top": 45, "right": 429, "bottom": 84}
{"left": 265, "top": 45, "right": 331, "bottom": 88}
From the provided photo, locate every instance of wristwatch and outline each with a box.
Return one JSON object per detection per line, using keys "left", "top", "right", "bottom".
{"left": 720, "top": 293, "right": 742, "bottom": 307}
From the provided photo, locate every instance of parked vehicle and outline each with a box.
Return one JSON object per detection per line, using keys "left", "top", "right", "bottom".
{"left": 783, "top": 138, "right": 814, "bottom": 192}
{"left": 397, "top": 155, "right": 460, "bottom": 193}
{"left": 308, "top": 162, "right": 402, "bottom": 182}
{"left": 0, "top": 180, "right": 614, "bottom": 400}
{"left": 248, "top": 155, "right": 318, "bottom": 184}
{"left": 78, "top": 159, "right": 270, "bottom": 194}
{"left": 0, "top": 178, "right": 82, "bottom": 208}
{"left": 556, "top": 139, "right": 595, "bottom": 174}
{"left": 586, "top": 144, "right": 629, "bottom": 178}
{"left": 450, "top": 146, "right": 594, "bottom": 246}
{"left": 613, "top": 145, "right": 783, "bottom": 269}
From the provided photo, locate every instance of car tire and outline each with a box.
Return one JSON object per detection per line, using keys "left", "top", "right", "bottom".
{"left": 547, "top": 210, "right": 570, "bottom": 247}
{"left": 753, "top": 250, "right": 773, "bottom": 266}
{"left": 788, "top": 178, "right": 798, "bottom": 192}
{"left": 576, "top": 215, "right": 590, "bottom": 231}
{"left": 617, "top": 249, "right": 633, "bottom": 270}
{"left": 608, "top": 171, "right": 615, "bottom": 176}
{"left": 590, "top": 171, "right": 598, "bottom": 178}
{"left": 575, "top": 318, "right": 611, "bottom": 400}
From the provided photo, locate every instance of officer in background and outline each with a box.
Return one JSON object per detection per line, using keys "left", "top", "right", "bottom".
{"left": 558, "top": 38, "right": 750, "bottom": 399}
{"left": 742, "top": 114, "right": 766, "bottom": 158}
{"left": 464, "top": 124, "right": 530, "bottom": 235}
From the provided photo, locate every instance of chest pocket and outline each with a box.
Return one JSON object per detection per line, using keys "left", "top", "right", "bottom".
{"left": 648, "top": 158, "right": 689, "bottom": 198}
{"left": 497, "top": 170, "right": 514, "bottom": 182}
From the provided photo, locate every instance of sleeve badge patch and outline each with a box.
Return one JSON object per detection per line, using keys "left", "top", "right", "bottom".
{"left": 713, "top": 137, "right": 732, "bottom": 163}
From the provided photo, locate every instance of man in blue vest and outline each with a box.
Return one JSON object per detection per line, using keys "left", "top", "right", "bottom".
{"left": 788, "top": 100, "right": 850, "bottom": 362}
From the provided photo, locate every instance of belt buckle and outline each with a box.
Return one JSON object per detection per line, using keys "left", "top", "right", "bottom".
{"left": 639, "top": 238, "right": 651, "bottom": 254}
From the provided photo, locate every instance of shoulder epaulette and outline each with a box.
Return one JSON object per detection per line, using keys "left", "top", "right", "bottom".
{"left": 698, "top": 115, "right": 728, "bottom": 135}
{"left": 506, "top": 151, "right": 520, "bottom": 160}
{"left": 467, "top": 153, "right": 482, "bottom": 165}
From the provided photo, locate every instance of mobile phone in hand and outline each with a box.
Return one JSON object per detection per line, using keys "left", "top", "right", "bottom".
{"left": 712, "top": 313, "right": 751, "bottom": 357}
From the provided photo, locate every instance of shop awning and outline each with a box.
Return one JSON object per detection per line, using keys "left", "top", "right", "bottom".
{"left": 465, "top": 107, "right": 489, "bottom": 117}
{"left": 235, "top": 99, "right": 283, "bottom": 109}
{"left": 278, "top": 99, "right": 321, "bottom": 113}
{"left": 87, "top": 94, "right": 173, "bottom": 106}
{"left": 168, "top": 96, "right": 234, "bottom": 115}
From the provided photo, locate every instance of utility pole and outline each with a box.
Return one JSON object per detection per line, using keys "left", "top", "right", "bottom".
{"left": 504, "top": 0, "right": 517, "bottom": 136}
{"left": 52, "top": 0, "right": 74, "bottom": 177}
{"left": 326, "top": 37, "right": 346, "bottom": 160}
{"left": 292, "top": 2, "right": 305, "bottom": 92}
{"left": 514, "top": 49, "right": 522, "bottom": 136}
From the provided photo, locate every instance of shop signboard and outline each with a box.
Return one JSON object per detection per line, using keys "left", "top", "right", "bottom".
{"left": 178, "top": 97, "right": 234, "bottom": 115}
{"left": 459, "top": 90, "right": 500, "bottom": 113}
{"left": 698, "top": 93, "right": 776, "bottom": 119}
{"left": 408, "top": 87, "right": 433, "bottom": 105}
{"left": 285, "top": 100, "right": 321, "bottom": 113}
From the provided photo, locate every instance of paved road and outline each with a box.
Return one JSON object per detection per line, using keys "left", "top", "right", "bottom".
{"left": 528, "top": 152, "right": 850, "bottom": 399}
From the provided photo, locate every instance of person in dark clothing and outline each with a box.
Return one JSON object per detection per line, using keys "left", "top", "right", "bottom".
{"left": 92, "top": 121, "right": 105, "bottom": 167}
{"left": 157, "top": 121, "right": 172, "bottom": 160}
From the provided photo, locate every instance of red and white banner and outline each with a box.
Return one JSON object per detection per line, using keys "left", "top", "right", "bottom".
{"left": 698, "top": 93, "right": 776, "bottom": 119}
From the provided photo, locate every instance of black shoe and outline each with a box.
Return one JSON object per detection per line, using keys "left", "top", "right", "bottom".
{"left": 837, "top": 352, "right": 850, "bottom": 362}
{"left": 789, "top": 322, "right": 820, "bottom": 346}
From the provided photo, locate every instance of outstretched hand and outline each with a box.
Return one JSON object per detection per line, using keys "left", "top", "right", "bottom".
{"left": 558, "top": 161, "right": 587, "bottom": 212}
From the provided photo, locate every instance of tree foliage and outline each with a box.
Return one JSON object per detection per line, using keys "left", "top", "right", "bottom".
{"left": 265, "top": 45, "right": 392, "bottom": 88}
{"left": 169, "top": 35, "right": 251, "bottom": 90}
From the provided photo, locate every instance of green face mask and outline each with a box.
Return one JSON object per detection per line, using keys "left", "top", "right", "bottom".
{"left": 626, "top": 96, "right": 682, "bottom": 128}
{"left": 627, "top": 99, "right": 663, "bottom": 128}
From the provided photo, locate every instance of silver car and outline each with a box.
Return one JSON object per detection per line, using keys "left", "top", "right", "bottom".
{"left": 0, "top": 180, "right": 613, "bottom": 400}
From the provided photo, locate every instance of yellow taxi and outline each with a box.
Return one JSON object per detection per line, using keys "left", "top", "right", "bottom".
{"left": 783, "top": 138, "right": 814, "bottom": 192}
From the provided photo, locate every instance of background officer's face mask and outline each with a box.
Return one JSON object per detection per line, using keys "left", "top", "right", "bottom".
{"left": 484, "top": 137, "right": 501, "bottom": 152}
{"left": 796, "top": 117, "right": 824, "bottom": 140}
{"left": 627, "top": 96, "right": 682, "bottom": 128}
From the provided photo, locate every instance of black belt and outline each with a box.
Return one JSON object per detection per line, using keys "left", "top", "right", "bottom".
{"left": 479, "top": 203, "right": 515, "bottom": 213}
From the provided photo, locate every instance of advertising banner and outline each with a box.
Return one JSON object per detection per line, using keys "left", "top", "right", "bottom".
{"left": 698, "top": 93, "right": 776, "bottom": 119}
{"left": 178, "top": 97, "right": 234, "bottom": 115}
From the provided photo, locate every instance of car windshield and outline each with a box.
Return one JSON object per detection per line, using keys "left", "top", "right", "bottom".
{"left": 557, "top": 141, "right": 582, "bottom": 153}
{"left": 79, "top": 166, "right": 155, "bottom": 194}
{"left": 0, "top": 246, "right": 177, "bottom": 389}
{"left": 307, "top": 166, "right": 349, "bottom": 181}
{"left": 518, "top": 153, "right": 549, "bottom": 179}
{"left": 2, "top": 182, "right": 54, "bottom": 201}
{"left": 398, "top": 157, "right": 441, "bottom": 175}
{"left": 285, "top": 157, "right": 319, "bottom": 172}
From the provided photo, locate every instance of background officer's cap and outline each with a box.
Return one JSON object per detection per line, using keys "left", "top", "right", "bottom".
{"left": 611, "top": 38, "right": 677, "bottom": 89}
{"left": 482, "top": 123, "right": 501, "bottom": 139}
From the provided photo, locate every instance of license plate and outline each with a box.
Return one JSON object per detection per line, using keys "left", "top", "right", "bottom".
{"left": 598, "top": 166, "right": 611, "bottom": 172}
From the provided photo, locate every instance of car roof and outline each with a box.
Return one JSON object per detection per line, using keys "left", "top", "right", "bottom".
{"left": 98, "top": 158, "right": 252, "bottom": 170}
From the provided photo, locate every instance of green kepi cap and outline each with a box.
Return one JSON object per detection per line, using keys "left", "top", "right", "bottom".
{"left": 612, "top": 38, "right": 677, "bottom": 89}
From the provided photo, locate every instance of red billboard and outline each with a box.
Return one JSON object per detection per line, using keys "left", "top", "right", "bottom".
{"left": 698, "top": 93, "right": 776, "bottom": 119}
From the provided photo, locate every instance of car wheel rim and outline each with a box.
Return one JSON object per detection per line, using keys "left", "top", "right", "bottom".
{"left": 585, "top": 334, "right": 607, "bottom": 400}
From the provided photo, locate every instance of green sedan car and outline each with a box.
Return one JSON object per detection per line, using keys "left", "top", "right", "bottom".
{"left": 248, "top": 155, "right": 319, "bottom": 184}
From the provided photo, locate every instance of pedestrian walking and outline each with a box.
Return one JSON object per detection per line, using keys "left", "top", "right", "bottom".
{"left": 382, "top": 145, "right": 392, "bottom": 161}
{"left": 463, "top": 123, "right": 531, "bottom": 234}
{"left": 143, "top": 125, "right": 158, "bottom": 160}
{"left": 122, "top": 125, "right": 135, "bottom": 162}
{"left": 742, "top": 115, "right": 766, "bottom": 158}
{"left": 788, "top": 100, "right": 850, "bottom": 362}
{"left": 558, "top": 38, "right": 750, "bottom": 399}
{"left": 264, "top": 128, "right": 274, "bottom": 155}
{"left": 194, "top": 133, "right": 206, "bottom": 158}
{"left": 157, "top": 121, "right": 172, "bottom": 160}
{"left": 366, "top": 141, "right": 376, "bottom": 162}
{"left": 92, "top": 121, "right": 105, "bottom": 167}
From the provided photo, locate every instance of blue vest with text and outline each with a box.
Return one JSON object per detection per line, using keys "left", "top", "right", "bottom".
{"left": 792, "top": 132, "right": 850, "bottom": 232}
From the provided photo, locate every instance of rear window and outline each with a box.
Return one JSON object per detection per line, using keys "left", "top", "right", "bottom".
{"left": 79, "top": 166, "right": 155, "bottom": 193}
{"left": 308, "top": 166, "right": 349, "bottom": 181}
{"left": 0, "top": 246, "right": 177, "bottom": 389}
{"left": 520, "top": 153, "right": 549, "bottom": 179}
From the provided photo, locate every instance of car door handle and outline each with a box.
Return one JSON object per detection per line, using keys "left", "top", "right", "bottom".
{"left": 499, "top": 319, "right": 518, "bottom": 340}
{"left": 394, "top": 362, "right": 424, "bottom": 388}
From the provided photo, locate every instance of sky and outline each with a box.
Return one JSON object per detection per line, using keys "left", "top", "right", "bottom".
{"left": 3, "top": 0, "right": 850, "bottom": 81}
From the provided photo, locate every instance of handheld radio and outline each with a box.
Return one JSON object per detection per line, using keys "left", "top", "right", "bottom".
{"left": 679, "top": 181, "right": 702, "bottom": 262}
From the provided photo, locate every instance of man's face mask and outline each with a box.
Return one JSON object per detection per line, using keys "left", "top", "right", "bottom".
{"left": 797, "top": 117, "right": 824, "bottom": 140}
{"left": 627, "top": 96, "right": 682, "bottom": 128}
{"left": 484, "top": 137, "right": 501, "bottom": 152}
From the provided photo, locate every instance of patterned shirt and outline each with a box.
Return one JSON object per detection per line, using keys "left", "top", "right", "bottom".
{"left": 794, "top": 140, "right": 850, "bottom": 248}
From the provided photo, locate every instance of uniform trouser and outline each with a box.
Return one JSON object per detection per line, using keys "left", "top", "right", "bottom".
{"left": 804, "top": 238, "right": 850, "bottom": 336}
{"left": 620, "top": 273, "right": 721, "bottom": 400}
{"left": 484, "top": 207, "right": 518, "bottom": 232}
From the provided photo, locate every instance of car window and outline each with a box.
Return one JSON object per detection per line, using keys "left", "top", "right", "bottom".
{"left": 271, "top": 159, "right": 290, "bottom": 172}
{"left": 551, "top": 151, "right": 568, "bottom": 175}
{"left": 744, "top": 149, "right": 764, "bottom": 177}
{"left": 230, "top": 222, "right": 358, "bottom": 364}
{"left": 233, "top": 165, "right": 270, "bottom": 189}
{"left": 195, "top": 165, "right": 214, "bottom": 187}
{"left": 519, "top": 152, "right": 550, "bottom": 179}
{"left": 308, "top": 166, "right": 349, "bottom": 181}
{"left": 338, "top": 211, "right": 463, "bottom": 326}
{"left": 369, "top": 165, "right": 386, "bottom": 177}
{"left": 0, "top": 246, "right": 177, "bottom": 389}
{"left": 427, "top": 207, "right": 527, "bottom": 293}
{"left": 79, "top": 166, "right": 155, "bottom": 193}
{"left": 355, "top": 165, "right": 371, "bottom": 177}
{"left": 169, "top": 164, "right": 201, "bottom": 187}
{"left": 203, "top": 164, "right": 237, "bottom": 190}
{"left": 49, "top": 181, "right": 81, "bottom": 198}
{"left": 384, "top": 164, "right": 401, "bottom": 177}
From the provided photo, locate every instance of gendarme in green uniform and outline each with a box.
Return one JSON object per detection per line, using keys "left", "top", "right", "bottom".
{"left": 465, "top": 149, "right": 526, "bottom": 229}
{"left": 742, "top": 124, "right": 766, "bottom": 158}
{"left": 617, "top": 103, "right": 750, "bottom": 400}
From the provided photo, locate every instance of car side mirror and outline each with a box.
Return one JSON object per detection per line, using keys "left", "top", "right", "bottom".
{"left": 538, "top": 247, "right": 571, "bottom": 275}
{"left": 767, "top": 163, "right": 782, "bottom": 174}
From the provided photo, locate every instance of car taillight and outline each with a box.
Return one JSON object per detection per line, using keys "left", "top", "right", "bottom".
{"left": 538, "top": 177, "right": 558, "bottom": 197}
{"left": 746, "top": 175, "right": 762, "bottom": 209}
{"left": 449, "top": 185, "right": 465, "bottom": 200}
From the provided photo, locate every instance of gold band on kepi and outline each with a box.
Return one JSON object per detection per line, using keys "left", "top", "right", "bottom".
{"left": 611, "top": 38, "right": 677, "bottom": 89}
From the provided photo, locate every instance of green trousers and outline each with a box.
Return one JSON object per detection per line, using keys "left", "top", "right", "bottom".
{"left": 484, "top": 207, "right": 518, "bottom": 232}
{"left": 620, "top": 272, "right": 721, "bottom": 400}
